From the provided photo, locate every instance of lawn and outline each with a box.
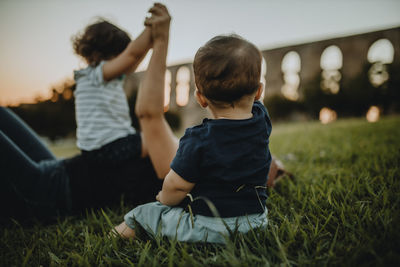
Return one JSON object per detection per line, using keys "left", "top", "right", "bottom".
{"left": 1, "top": 116, "right": 399, "bottom": 266}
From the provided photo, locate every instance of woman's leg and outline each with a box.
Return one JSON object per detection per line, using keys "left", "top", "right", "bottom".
{"left": 138, "top": 119, "right": 178, "bottom": 179}
{"left": 0, "top": 107, "right": 56, "bottom": 162}
{"left": 134, "top": 16, "right": 178, "bottom": 179}
{"left": 1, "top": 130, "right": 72, "bottom": 220}
{"left": 0, "top": 109, "right": 71, "bottom": 220}
{"left": 0, "top": 130, "right": 43, "bottom": 220}
{"left": 0, "top": 131, "right": 41, "bottom": 186}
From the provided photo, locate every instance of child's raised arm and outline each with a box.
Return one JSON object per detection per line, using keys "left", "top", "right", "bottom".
{"left": 156, "top": 170, "right": 195, "bottom": 206}
{"left": 102, "top": 27, "right": 152, "bottom": 81}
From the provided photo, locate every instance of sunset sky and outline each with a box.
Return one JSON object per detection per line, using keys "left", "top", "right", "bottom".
{"left": 1, "top": 0, "right": 399, "bottom": 106}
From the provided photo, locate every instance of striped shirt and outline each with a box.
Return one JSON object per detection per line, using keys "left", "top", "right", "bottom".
{"left": 74, "top": 61, "right": 135, "bottom": 151}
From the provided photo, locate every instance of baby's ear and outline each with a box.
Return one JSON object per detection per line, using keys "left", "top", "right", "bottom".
{"left": 195, "top": 90, "right": 208, "bottom": 108}
{"left": 254, "top": 83, "right": 264, "bottom": 101}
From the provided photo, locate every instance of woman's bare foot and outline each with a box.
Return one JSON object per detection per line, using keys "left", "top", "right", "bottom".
{"left": 267, "top": 157, "right": 294, "bottom": 188}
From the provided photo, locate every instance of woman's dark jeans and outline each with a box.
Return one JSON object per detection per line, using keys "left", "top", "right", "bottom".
{"left": 0, "top": 107, "right": 162, "bottom": 223}
{"left": 0, "top": 107, "right": 71, "bottom": 221}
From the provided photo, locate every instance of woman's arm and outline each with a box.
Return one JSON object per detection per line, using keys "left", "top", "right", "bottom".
{"left": 156, "top": 170, "right": 195, "bottom": 206}
{"left": 102, "top": 27, "right": 152, "bottom": 81}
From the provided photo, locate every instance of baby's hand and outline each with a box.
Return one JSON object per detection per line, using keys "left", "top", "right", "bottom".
{"left": 144, "top": 3, "right": 171, "bottom": 43}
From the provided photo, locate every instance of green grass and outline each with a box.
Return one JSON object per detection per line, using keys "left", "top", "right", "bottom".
{"left": 1, "top": 116, "right": 399, "bottom": 266}
{"left": 48, "top": 140, "right": 80, "bottom": 158}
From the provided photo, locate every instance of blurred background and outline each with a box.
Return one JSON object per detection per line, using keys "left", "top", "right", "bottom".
{"left": 1, "top": 0, "right": 399, "bottom": 141}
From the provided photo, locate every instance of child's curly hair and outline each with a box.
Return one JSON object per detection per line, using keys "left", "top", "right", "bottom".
{"left": 72, "top": 19, "right": 131, "bottom": 66}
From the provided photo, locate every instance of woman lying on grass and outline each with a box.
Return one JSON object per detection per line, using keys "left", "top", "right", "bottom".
{"left": 0, "top": 3, "right": 167, "bottom": 222}
{"left": 114, "top": 16, "right": 275, "bottom": 242}
{"left": 0, "top": 4, "right": 284, "bottom": 226}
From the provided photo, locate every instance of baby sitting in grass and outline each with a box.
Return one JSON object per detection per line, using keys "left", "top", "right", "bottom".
{"left": 114, "top": 34, "right": 272, "bottom": 244}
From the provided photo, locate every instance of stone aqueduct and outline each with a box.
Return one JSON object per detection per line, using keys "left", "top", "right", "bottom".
{"left": 125, "top": 27, "right": 400, "bottom": 132}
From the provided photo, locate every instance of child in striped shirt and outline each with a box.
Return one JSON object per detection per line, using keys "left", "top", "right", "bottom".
{"left": 72, "top": 10, "right": 153, "bottom": 166}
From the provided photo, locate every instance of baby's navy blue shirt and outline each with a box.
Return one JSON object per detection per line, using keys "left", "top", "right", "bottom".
{"left": 170, "top": 101, "right": 272, "bottom": 217}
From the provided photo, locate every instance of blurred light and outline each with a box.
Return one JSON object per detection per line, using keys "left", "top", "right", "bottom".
{"left": 164, "top": 104, "right": 169, "bottom": 112}
{"left": 319, "top": 107, "right": 337, "bottom": 124}
{"left": 320, "top": 71, "right": 340, "bottom": 94}
{"left": 367, "top": 39, "right": 394, "bottom": 64}
{"left": 281, "top": 83, "right": 299, "bottom": 101}
{"left": 176, "top": 85, "right": 190, "bottom": 106}
{"left": 368, "top": 62, "right": 389, "bottom": 87}
{"left": 281, "top": 51, "right": 301, "bottom": 101}
{"left": 367, "top": 39, "right": 394, "bottom": 88}
{"left": 51, "top": 92, "right": 59, "bottom": 102}
{"left": 285, "top": 72, "right": 300, "bottom": 85}
{"left": 320, "top": 45, "right": 342, "bottom": 94}
{"left": 366, "top": 106, "right": 380, "bottom": 122}
{"left": 176, "top": 66, "right": 191, "bottom": 106}
{"left": 281, "top": 51, "right": 301, "bottom": 73}
{"left": 260, "top": 57, "right": 267, "bottom": 100}
{"left": 62, "top": 89, "right": 73, "bottom": 100}
{"left": 164, "top": 69, "right": 171, "bottom": 109}
{"left": 320, "top": 45, "right": 343, "bottom": 70}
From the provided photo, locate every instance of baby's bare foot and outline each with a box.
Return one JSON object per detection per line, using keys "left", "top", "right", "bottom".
{"left": 111, "top": 221, "right": 136, "bottom": 239}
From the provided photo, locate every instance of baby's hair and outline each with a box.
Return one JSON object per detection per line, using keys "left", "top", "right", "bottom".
{"left": 72, "top": 18, "right": 131, "bottom": 66}
{"left": 193, "top": 34, "right": 262, "bottom": 106}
